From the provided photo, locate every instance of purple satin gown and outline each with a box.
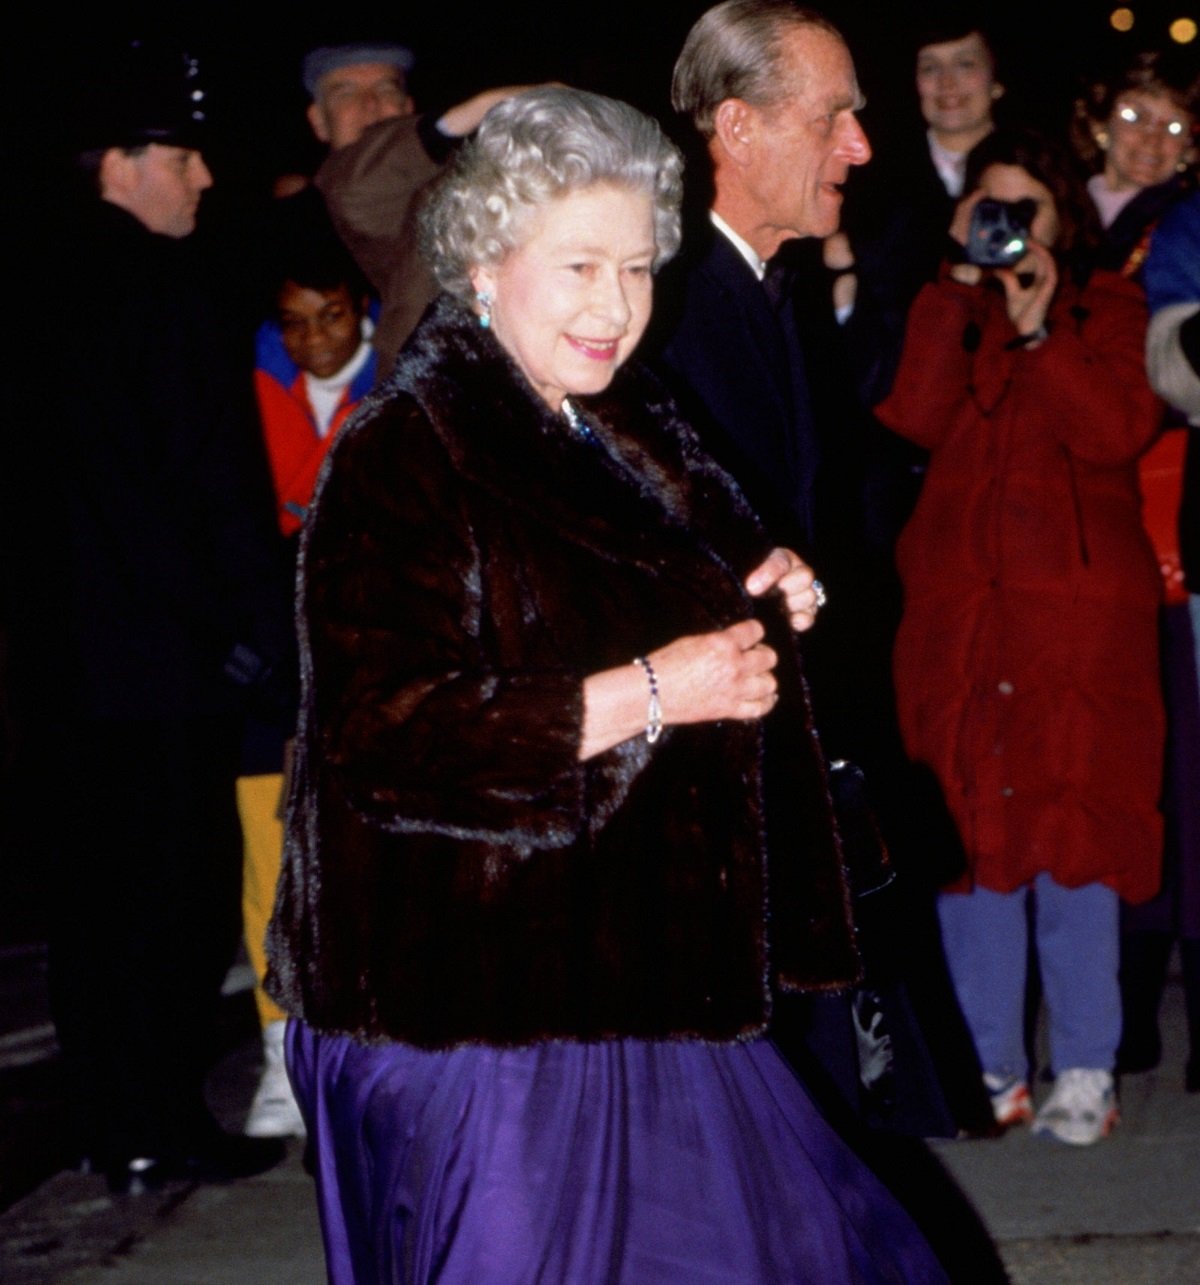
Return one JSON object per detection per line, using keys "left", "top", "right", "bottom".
{"left": 288, "top": 1022, "right": 949, "bottom": 1283}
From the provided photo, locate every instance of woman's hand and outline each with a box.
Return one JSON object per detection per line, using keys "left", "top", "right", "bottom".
{"left": 947, "top": 189, "right": 1057, "bottom": 338}
{"left": 649, "top": 619, "right": 778, "bottom": 725}
{"left": 578, "top": 549, "right": 821, "bottom": 759}
{"left": 578, "top": 620, "right": 778, "bottom": 759}
{"left": 996, "top": 239, "right": 1057, "bottom": 340}
{"left": 745, "top": 548, "right": 823, "bottom": 632}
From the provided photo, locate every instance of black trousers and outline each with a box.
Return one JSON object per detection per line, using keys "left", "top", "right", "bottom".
{"left": 47, "top": 714, "right": 244, "bottom": 1161}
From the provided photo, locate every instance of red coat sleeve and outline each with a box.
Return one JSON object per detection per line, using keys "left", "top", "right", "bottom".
{"left": 875, "top": 276, "right": 979, "bottom": 449}
{"left": 877, "top": 268, "right": 1162, "bottom": 466}
{"left": 1019, "top": 272, "right": 1162, "bottom": 466}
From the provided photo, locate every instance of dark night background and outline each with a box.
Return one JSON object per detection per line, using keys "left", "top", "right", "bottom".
{"left": 0, "top": 0, "right": 1195, "bottom": 930}
{"left": 4, "top": 2, "right": 1197, "bottom": 210}
{"left": 0, "top": 0, "right": 1193, "bottom": 1226}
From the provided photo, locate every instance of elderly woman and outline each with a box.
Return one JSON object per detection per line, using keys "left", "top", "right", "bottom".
{"left": 266, "top": 89, "right": 946, "bottom": 1283}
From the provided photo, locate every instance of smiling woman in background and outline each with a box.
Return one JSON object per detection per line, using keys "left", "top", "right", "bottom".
{"left": 1072, "top": 47, "right": 1198, "bottom": 275}
{"left": 265, "top": 86, "right": 948, "bottom": 1283}
{"left": 1073, "top": 50, "right": 1200, "bottom": 1093}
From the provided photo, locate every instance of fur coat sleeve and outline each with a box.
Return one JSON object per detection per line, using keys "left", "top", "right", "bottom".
{"left": 304, "top": 393, "right": 589, "bottom": 845}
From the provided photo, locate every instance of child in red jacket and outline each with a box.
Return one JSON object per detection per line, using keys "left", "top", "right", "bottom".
{"left": 242, "top": 240, "right": 378, "bottom": 1137}
{"left": 255, "top": 242, "right": 379, "bottom": 536}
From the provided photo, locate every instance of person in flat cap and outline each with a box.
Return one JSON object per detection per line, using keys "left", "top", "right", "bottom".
{"left": 14, "top": 40, "right": 294, "bottom": 1194}
{"left": 294, "top": 40, "right": 536, "bottom": 371}
{"left": 268, "top": 39, "right": 417, "bottom": 200}
{"left": 304, "top": 42, "right": 417, "bottom": 153}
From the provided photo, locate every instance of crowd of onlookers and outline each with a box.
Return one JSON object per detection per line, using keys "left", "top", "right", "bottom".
{"left": 2, "top": 4, "right": 1196, "bottom": 1222}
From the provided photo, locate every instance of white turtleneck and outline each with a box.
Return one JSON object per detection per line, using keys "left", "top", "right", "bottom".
{"left": 304, "top": 317, "right": 375, "bottom": 437}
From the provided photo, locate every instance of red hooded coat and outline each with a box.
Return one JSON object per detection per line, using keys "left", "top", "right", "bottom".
{"left": 877, "top": 268, "right": 1164, "bottom": 901}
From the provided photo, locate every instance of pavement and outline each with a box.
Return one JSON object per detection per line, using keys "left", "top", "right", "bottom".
{"left": 1, "top": 950, "right": 1197, "bottom": 1284}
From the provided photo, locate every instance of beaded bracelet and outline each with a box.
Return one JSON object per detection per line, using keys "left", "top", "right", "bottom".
{"left": 633, "top": 656, "right": 663, "bottom": 744}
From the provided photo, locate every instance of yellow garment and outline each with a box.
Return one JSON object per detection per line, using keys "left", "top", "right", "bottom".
{"left": 238, "top": 773, "right": 288, "bottom": 1028}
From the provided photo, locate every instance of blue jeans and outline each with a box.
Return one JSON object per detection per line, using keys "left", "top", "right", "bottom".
{"left": 938, "top": 873, "right": 1120, "bottom": 1079}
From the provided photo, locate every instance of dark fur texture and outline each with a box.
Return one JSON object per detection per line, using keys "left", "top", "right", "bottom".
{"left": 266, "top": 295, "right": 859, "bottom": 1048}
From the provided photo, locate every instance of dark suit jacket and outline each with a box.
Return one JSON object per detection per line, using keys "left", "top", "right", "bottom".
{"left": 646, "top": 222, "right": 820, "bottom": 552}
{"left": 642, "top": 209, "right": 969, "bottom": 1141}
{"left": 22, "top": 201, "right": 293, "bottom": 724}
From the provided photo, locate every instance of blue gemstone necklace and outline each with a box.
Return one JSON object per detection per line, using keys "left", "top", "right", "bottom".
{"left": 561, "top": 398, "right": 596, "bottom": 443}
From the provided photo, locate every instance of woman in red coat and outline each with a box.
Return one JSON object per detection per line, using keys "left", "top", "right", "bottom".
{"left": 877, "top": 128, "right": 1163, "bottom": 1146}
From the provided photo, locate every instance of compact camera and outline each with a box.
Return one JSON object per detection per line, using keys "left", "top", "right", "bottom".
{"left": 965, "top": 197, "right": 1036, "bottom": 267}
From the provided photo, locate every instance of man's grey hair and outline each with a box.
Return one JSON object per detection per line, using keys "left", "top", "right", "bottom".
{"left": 672, "top": 0, "right": 843, "bottom": 138}
{"left": 419, "top": 87, "right": 684, "bottom": 304}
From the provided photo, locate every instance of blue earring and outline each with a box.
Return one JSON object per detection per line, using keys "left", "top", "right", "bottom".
{"left": 476, "top": 292, "right": 493, "bottom": 330}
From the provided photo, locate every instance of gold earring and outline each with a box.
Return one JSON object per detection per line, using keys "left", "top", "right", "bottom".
{"left": 1095, "top": 129, "right": 1109, "bottom": 150}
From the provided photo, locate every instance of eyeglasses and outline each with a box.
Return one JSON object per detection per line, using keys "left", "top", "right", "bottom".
{"left": 1114, "top": 102, "right": 1191, "bottom": 138}
{"left": 323, "top": 80, "right": 408, "bottom": 109}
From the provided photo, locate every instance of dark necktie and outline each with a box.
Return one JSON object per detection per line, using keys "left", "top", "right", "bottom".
{"left": 762, "top": 255, "right": 795, "bottom": 310}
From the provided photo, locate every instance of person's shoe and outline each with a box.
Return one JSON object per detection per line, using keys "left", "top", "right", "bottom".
{"left": 245, "top": 1020, "right": 306, "bottom": 1138}
{"left": 982, "top": 1072, "right": 1033, "bottom": 1127}
{"left": 1032, "top": 1068, "right": 1118, "bottom": 1145}
{"left": 105, "top": 1131, "right": 285, "bottom": 1194}
{"left": 107, "top": 1155, "right": 170, "bottom": 1196}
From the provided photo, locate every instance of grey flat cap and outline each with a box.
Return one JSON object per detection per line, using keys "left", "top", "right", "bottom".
{"left": 302, "top": 43, "right": 416, "bottom": 98}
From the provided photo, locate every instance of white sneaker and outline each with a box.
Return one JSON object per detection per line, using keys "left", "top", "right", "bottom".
{"left": 1032, "top": 1068, "right": 1118, "bottom": 1146}
{"left": 245, "top": 1020, "right": 306, "bottom": 1138}
{"left": 983, "top": 1072, "right": 1034, "bottom": 1127}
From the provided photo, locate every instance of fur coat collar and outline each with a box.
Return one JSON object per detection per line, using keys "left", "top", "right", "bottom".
{"left": 372, "top": 295, "right": 774, "bottom": 610}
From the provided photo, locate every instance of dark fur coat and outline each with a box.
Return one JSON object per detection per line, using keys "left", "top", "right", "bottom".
{"left": 266, "top": 295, "right": 859, "bottom": 1048}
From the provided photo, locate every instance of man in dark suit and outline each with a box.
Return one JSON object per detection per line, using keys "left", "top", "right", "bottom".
{"left": 649, "top": 0, "right": 880, "bottom": 1122}
{"left": 647, "top": 4, "right": 1003, "bottom": 1199}
{"left": 20, "top": 43, "right": 292, "bottom": 1193}
{"left": 649, "top": 0, "right": 870, "bottom": 552}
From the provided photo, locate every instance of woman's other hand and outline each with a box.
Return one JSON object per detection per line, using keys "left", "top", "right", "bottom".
{"left": 996, "top": 239, "right": 1057, "bottom": 341}
{"left": 579, "top": 549, "right": 820, "bottom": 759}
{"left": 745, "top": 548, "right": 823, "bottom": 632}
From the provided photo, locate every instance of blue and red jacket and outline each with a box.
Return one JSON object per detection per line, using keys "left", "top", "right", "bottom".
{"left": 254, "top": 313, "right": 378, "bottom": 536}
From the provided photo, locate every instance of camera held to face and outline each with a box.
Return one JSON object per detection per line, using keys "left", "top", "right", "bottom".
{"left": 965, "top": 197, "right": 1036, "bottom": 267}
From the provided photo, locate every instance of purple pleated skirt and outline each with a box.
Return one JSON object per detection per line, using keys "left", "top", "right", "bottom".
{"left": 287, "top": 1022, "right": 948, "bottom": 1284}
